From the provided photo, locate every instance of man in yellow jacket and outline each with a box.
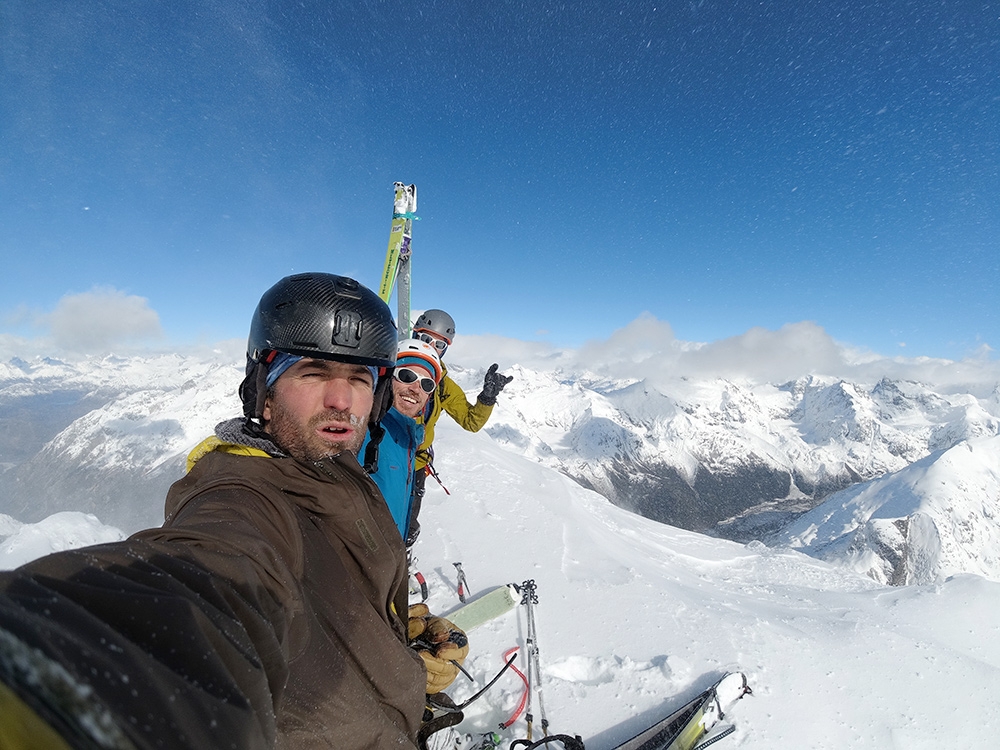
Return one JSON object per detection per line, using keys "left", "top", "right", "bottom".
{"left": 406, "top": 309, "right": 513, "bottom": 545}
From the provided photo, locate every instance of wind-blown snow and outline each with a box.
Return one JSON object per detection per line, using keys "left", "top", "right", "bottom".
{"left": 2, "top": 416, "right": 997, "bottom": 748}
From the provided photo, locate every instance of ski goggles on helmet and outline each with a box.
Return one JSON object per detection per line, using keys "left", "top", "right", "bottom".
{"left": 414, "top": 331, "right": 449, "bottom": 354}
{"left": 394, "top": 367, "right": 436, "bottom": 394}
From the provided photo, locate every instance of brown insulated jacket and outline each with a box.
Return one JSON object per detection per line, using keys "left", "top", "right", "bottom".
{"left": 0, "top": 445, "right": 426, "bottom": 749}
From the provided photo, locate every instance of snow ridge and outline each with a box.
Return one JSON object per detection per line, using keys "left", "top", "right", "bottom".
{"left": 775, "top": 436, "right": 1000, "bottom": 584}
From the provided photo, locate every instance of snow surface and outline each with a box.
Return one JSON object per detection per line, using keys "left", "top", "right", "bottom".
{"left": 2, "top": 415, "right": 998, "bottom": 747}
{"left": 0, "top": 511, "right": 125, "bottom": 569}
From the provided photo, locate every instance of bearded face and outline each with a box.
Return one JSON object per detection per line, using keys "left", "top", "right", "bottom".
{"left": 264, "top": 359, "right": 374, "bottom": 461}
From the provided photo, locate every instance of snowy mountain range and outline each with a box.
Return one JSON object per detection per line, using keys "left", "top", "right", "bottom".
{"left": 774, "top": 435, "right": 1000, "bottom": 585}
{"left": 1, "top": 352, "right": 998, "bottom": 584}
{"left": 0, "top": 353, "right": 242, "bottom": 530}
{"left": 480, "top": 365, "right": 1000, "bottom": 583}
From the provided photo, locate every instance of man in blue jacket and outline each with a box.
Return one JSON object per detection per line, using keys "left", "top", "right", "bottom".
{"left": 363, "top": 339, "right": 442, "bottom": 539}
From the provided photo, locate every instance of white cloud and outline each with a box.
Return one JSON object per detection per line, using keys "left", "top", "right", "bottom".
{"left": 42, "top": 288, "right": 163, "bottom": 353}
{"left": 3, "top": 299, "right": 996, "bottom": 393}
{"left": 678, "top": 321, "right": 847, "bottom": 382}
{"left": 451, "top": 314, "right": 1000, "bottom": 393}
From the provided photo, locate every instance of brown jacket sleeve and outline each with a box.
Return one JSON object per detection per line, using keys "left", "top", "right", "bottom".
{"left": 0, "top": 532, "right": 286, "bottom": 750}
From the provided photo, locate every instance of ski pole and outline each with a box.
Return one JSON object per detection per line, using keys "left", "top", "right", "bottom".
{"left": 522, "top": 580, "right": 549, "bottom": 738}
{"left": 427, "top": 462, "right": 451, "bottom": 495}
{"left": 413, "top": 570, "right": 428, "bottom": 602}
{"left": 408, "top": 552, "right": 428, "bottom": 601}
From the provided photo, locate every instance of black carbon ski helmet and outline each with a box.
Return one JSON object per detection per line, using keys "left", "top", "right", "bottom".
{"left": 240, "top": 273, "right": 398, "bottom": 432}
{"left": 248, "top": 273, "right": 397, "bottom": 367}
{"left": 413, "top": 309, "right": 456, "bottom": 344}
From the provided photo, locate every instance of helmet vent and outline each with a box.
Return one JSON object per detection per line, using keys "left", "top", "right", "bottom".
{"left": 335, "top": 277, "right": 361, "bottom": 297}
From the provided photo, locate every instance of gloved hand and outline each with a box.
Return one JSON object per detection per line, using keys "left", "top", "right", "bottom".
{"left": 477, "top": 363, "right": 513, "bottom": 406}
{"left": 408, "top": 604, "right": 470, "bottom": 694}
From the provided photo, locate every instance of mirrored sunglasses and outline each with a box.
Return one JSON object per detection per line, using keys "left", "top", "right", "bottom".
{"left": 394, "top": 367, "right": 436, "bottom": 393}
{"left": 414, "top": 331, "right": 449, "bottom": 353}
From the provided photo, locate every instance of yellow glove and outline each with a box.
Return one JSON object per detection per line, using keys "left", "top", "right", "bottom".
{"left": 407, "top": 605, "right": 470, "bottom": 694}
{"left": 408, "top": 603, "right": 431, "bottom": 640}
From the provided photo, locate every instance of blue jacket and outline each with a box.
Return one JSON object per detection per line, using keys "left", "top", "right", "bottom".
{"left": 362, "top": 407, "right": 424, "bottom": 539}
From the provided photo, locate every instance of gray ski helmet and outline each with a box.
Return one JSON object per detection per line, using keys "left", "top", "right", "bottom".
{"left": 248, "top": 273, "right": 397, "bottom": 368}
{"left": 413, "top": 309, "right": 456, "bottom": 344}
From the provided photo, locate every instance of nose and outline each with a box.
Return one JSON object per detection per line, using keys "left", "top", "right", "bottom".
{"left": 401, "top": 379, "right": 422, "bottom": 394}
{"left": 323, "top": 377, "right": 354, "bottom": 412}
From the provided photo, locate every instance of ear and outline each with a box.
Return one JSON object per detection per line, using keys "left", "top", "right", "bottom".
{"left": 262, "top": 394, "right": 272, "bottom": 423}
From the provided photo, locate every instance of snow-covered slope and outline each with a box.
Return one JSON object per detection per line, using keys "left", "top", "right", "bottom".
{"left": 0, "top": 510, "right": 125, "bottom": 569}
{"left": 2, "top": 415, "right": 999, "bottom": 748}
{"left": 773, "top": 435, "right": 1000, "bottom": 585}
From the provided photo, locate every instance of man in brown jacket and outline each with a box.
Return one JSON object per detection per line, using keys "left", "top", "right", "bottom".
{"left": 0, "top": 273, "right": 429, "bottom": 749}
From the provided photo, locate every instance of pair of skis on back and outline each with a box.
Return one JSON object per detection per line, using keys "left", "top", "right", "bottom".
{"left": 378, "top": 182, "right": 417, "bottom": 340}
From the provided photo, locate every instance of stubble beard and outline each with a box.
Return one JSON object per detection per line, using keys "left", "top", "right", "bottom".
{"left": 393, "top": 392, "right": 427, "bottom": 418}
{"left": 392, "top": 382, "right": 429, "bottom": 419}
{"left": 267, "top": 403, "right": 368, "bottom": 463}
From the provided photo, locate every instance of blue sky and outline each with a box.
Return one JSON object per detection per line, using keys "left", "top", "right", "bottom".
{"left": 1, "top": 0, "right": 997, "bottom": 361}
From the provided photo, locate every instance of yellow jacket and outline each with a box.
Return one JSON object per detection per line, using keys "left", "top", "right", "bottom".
{"left": 415, "top": 365, "right": 493, "bottom": 471}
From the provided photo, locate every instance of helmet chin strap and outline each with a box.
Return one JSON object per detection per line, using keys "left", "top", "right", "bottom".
{"left": 362, "top": 366, "right": 394, "bottom": 473}
{"left": 239, "top": 355, "right": 274, "bottom": 436}
{"left": 253, "top": 361, "right": 269, "bottom": 429}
